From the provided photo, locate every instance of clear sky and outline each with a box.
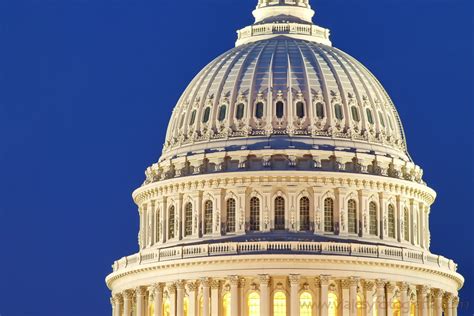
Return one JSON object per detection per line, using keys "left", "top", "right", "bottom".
{"left": 0, "top": 0, "right": 472, "bottom": 315}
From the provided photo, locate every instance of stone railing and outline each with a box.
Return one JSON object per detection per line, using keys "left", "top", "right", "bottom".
{"left": 112, "top": 241, "right": 457, "bottom": 274}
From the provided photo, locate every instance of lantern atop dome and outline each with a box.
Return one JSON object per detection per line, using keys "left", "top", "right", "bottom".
{"left": 236, "top": 0, "right": 331, "bottom": 46}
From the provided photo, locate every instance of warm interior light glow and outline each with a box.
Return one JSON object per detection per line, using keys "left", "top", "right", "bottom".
{"left": 163, "top": 298, "right": 171, "bottom": 316}
{"left": 248, "top": 292, "right": 260, "bottom": 316}
{"left": 223, "top": 292, "right": 231, "bottom": 316}
{"left": 300, "top": 292, "right": 313, "bottom": 316}
{"left": 273, "top": 291, "right": 287, "bottom": 316}
{"left": 392, "top": 298, "right": 401, "bottom": 316}
{"left": 328, "top": 293, "right": 338, "bottom": 316}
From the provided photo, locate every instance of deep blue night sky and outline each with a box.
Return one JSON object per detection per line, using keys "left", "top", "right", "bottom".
{"left": 0, "top": 0, "right": 472, "bottom": 315}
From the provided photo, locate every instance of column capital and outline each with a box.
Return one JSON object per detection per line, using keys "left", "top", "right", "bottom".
{"left": 113, "top": 293, "right": 123, "bottom": 304}
{"left": 258, "top": 274, "right": 270, "bottom": 286}
{"left": 122, "top": 289, "right": 134, "bottom": 300}
{"left": 433, "top": 288, "right": 445, "bottom": 299}
{"left": 417, "top": 285, "right": 430, "bottom": 296}
{"left": 176, "top": 280, "right": 186, "bottom": 290}
{"left": 201, "top": 277, "right": 210, "bottom": 288}
{"left": 386, "top": 282, "right": 396, "bottom": 292}
{"left": 398, "top": 282, "right": 409, "bottom": 292}
{"left": 135, "top": 286, "right": 147, "bottom": 297}
{"left": 341, "top": 279, "right": 351, "bottom": 289}
{"left": 289, "top": 274, "right": 301, "bottom": 285}
{"left": 228, "top": 275, "right": 240, "bottom": 286}
{"left": 363, "top": 280, "right": 375, "bottom": 292}
{"left": 186, "top": 281, "right": 198, "bottom": 292}
{"left": 452, "top": 296, "right": 459, "bottom": 307}
{"left": 167, "top": 283, "right": 177, "bottom": 293}
{"left": 349, "top": 277, "right": 359, "bottom": 288}
{"left": 375, "top": 279, "right": 386, "bottom": 289}
{"left": 318, "top": 275, "right": 331, "bottom": 286}
{"left": 151, "top": 283, "right": 165, "bottom": 294}
{"left": 210, "top": 279, "right": 221, "bottom": 290}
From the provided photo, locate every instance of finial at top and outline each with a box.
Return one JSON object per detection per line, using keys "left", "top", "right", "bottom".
{"left": 254, "top": 0, "right": 315, "bottom": 24}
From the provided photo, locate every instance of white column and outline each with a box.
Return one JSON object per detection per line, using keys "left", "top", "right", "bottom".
{"left": 313, "top": 187, "right": 324, "bottom": 233}
{"left": 320, "top": 275, "right": 330, "bottom": 316}
{"left": 341, "top": 279, "right": 350, "bottom": 316}
{"left": 202, "top": 278, "right": 210, "bottom": 316}
{"left": 211, "top": 279, "right": 221, "bottom": 315}
{"left": 213, "top": 189, "right": 224, "bottom": 235}
{"left": 177, "top": 194, "right": 183, "bottom": 240}
{"left": 399, "top": 283, "right": 409, "bottom": 316}
{"left": 362, "top": 280, "right": 375, "bottom": 316}
{"left": 434, "top": 289, "right": 444, "bottom": 316}
{"left": 123, "top": 290, "right": 133, "bottom": 316}
{"left": 186, "top": 282, "right": 198, "bottom": 316}
{"left": 336, "top": 188, "right": 348, "bottom": 236}
{"left": 113, "top": 294, "right": 123, "bottom": 316}
{"left": 229, "top": 276, "right": 240, "bottom": 316}
{"left": 259, "top": 274, "right": 271, "bottom": 316}
{"left": 153, "top": 284, "right": 164, "bottom": 316}
{"left": 452, "top": 296, "right": 459, "bottom": 316}
{"left": 378, "top": 192, "right": 387, "bottom": 239}
{"left": 110, "top": 296, "right": 116, "bottom": 316}
{"left": 444, "top": 293, "right": 453, "bottom": 316}
{"left": 359, "top": 191, "right": 369, "bottom": 237}
{"left": 349, "top": 278, "right": 358, "bottom": 316}
{"left": 290, "top": 274, "right": 300, "bottom": 316}
{"left": 168, "top": 284, "right": 177, "bottom": 316}
{"left": 386, "top": 283, "right": 395, "bottom": 316}
{"left": 375, "top": 280, "right": 386, "bottom": 316}
{"left": 136, "top": 287, "right": 146, "bottom": 316}
{"left": 417, "top": 285, "right": 429, "bottom": 316}
{"left": 177, "top": 281, "right": 185, "bottom": 316}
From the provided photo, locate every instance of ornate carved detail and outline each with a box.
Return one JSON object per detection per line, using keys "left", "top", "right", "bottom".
{"left": 363, "top": 280, "right": 375, "bottom": 292}
{"left": 289, "top": 274, "right": 300, "bottom": 285}
{"left": 210, "top": 279, "right": 221, "bottom": 290}
{"left": 259, "top": 274, "right": 270, "bottom": 286}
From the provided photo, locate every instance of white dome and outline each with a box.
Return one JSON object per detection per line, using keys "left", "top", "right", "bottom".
{"left": 163, "top": 37, "right": 408, "bottom": 162}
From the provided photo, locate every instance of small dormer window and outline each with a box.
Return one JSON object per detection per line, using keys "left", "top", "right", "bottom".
{"left": 202, "top": 107, "right": 211, "bottom": 123}
{"left": 334, "top": 103, "right": 344, "bottom": 120}
{"left": 366, "top": 108, "right": 374, "bottom": 124}
{"left": 218, "top": 105, "right": 227, "bottom": 122}
{"left": 378, "top": 112, "right": 385, "bottom": 128}
{"left": 296, "top": 102, "right": 305, "bottom": 119}
{"left": 235, "top": 103, "right": 245, "bottom": 120}
{"left": 179, "top": 113, "right": 186, "bottom": 128}
{"left": 316, "top": 102, "right": 325, "bottom": 119}
{"left": 189, "top": 109, "right": 197, "bottom": 126}
{"left": 351, "top": 106, "right": 360, "bottom": 122}
{"left": 255, "top": 102, "right": 264, "bottom": 119}
{"left": 276, "top": 101, "right": 284, "bottom": 119}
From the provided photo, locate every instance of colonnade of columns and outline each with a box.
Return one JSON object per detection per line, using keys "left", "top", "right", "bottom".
{"left": 110, "top": 275, "right": 459, "bottom": 316}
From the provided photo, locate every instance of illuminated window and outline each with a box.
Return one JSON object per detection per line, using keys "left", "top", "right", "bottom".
{"left": 236, "top": 103, "right": 245, "bottom": 120}
{"left": 351, "top": 106, "right": 360, "bottom": 122}
{"left": 335, "top": 104, "right": 344, "bottom": 120}
{"left": 218, "top": 105, "right": 227, "bottom": 121}
{"left": 324, "top": 198, "right": 334, "bottom": 232}
{"left": 149, "top": 302, "right": 155, "bottom": 316}
{"left": 392, "top": 298, "right": 401, "bottom": 316}
{"left": 316, "top": 102, "right": 325, "bottom": 119}
{"left": 255, "top": 102, "right": 264, "bottom": 119}
{"left": 410, "top": 302, "right": 416, "bottom": 316}
{"left": 300, "top": 292, "right": 313, "bottom": 316}
{"left": 369, "top": 202, "right": 378, "bottom": 236}
{"left": 348, "top": 199, "right": 357, "bottom": 234}
{"left": 222, "top": 292, "right": 231, "bottom": 316}
{"left": 248, "top": 292, "right": 260, "bottom": 316}
{"left": 274, "top": 197, "right": 285, "bottom": 230}
{"left": 404, "top": 208, "right": 410, "bottom": 241}
{"left": 189, "top": 109, "right": 197, "bottom": 126}
{"left": 388, "top": 204, "right": 396, "bottom": 238}
{"left": 276, "top": 101, "right": 284, "bottom": 119}
{"left": 299, "top": 197, "right": 310, "bottom": 231}
{"left": 328, "top": 293, "right": 338, "bottom": 316}
{"left": 204, "top": 200, "right": 213, "bottom": 235}
{"left": 296, "top": 101, "right": 305, "bottom": 118}
{"left": 226, "top": 198, "right": 236, "bottom": 233}
{"left": 163, "top": 297, "right": 171, "bottom": 316}
{"left": 273, "top": 291, "right": 287, "bottom": 316}
{"left": 250, "top": 197, "right": 260, "bottom": 231}
{"left": 356, "top": 295, "right": 363, "bottom": 316}
{"left": 366, "top": 108, "right": 374, "bottom": 124}
{"left": 202, "top": 107, "right": 211, "bottom": 123}
{"left": 184, "top": 203, "right": 193, "bottom": 237}
{"left": 184, "top": 297, "right": 189, "bottom": 316}
{"left": 168, "top": 206, "right": 175, "bottom": 239}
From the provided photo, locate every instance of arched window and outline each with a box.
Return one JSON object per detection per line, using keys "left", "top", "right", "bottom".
{"left": 149, "top": 302, "right": 155, "bottom": 316}
{"left": 299, "top": 197, "right": 310, "bottom": 231}
{"left": 222, "top": 292, "right": 231, "bottom": 316}
{"left": 168, "top": 206, "right": 175, "bottom": 239}
{"left": 348, "top": 199, "right": 357, "bottom": 234}
{"left": 392, "top": 298, "right": 401, "bottom": 316}
{"left": 184, "top": 297, "right": 189, "bottom": 316}
{"left": 274, "top": 196, "right": 285, "bottom": 230}
{"left": 300, "top": 292, "right": 313, "bottom": 316}
{"left": 202, "top": 107, "right": 211, "bottom": 123}
{"left": 179, "top": 113, "right": 186, "bottom": 128}
{"left": 226, "top": 198, "right": 236, "bottom": 233}
{"left": 316, "top": 102, "right": 325, "bottom": 119}
{"left": 388, "top": 204, "right": 396, "bottom": 238}
{"left": 369, "top": 202, "right": 378, "bottom": 236}
{"left": 366, "top": 108, "right": 374, "bottom": 125}
{"left": 351, "top": 106, "right": 360, "bottom": 122}
{"left": 378, "top": 112, "right": 385, "bottom": 128}
{"left": 274, "top": 291, "right": 287, "bottom": 316}
{"left": 328, "top": 293, "right": 338, "bottom": 316}
{"left": 296, "top": 101, "right": 305, "bottom": 118}
{"left": 276, "top": 101, "right": 284, "bottom": 119}
{"left": 184, "top": 203, "right": 193, "bottom": 237}
{"left": 250, "top": 197, "right": 260, "bottom": 231}
{"left": 189, "top": 109, "right": 197, "bottom": 126}
{"left": 335, "top": 104, "right": 344, "bottom": 120}
{"left": 204, "top": 200, "right": 213, "bottom": 235}
{"left": 248, "top": 292, "right": 260, "bottom": 316}
{"left": 404, "top": 208, "right": 410, "bottom": 241}
{"left": 324, "top": 198, "right": 334, "bottom": 232}
{"left": 236, "top": 103, "right": 245, "bottom": 120}
{"left": 218, "top": 105, "right": 227, "bottom": 122}
{"left": 255, "top": 102, "right": 264, "bottom": 119}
